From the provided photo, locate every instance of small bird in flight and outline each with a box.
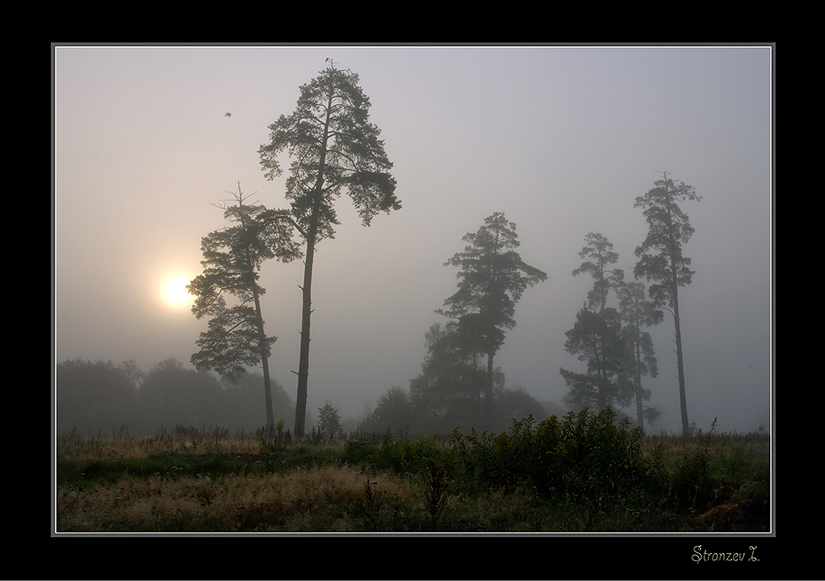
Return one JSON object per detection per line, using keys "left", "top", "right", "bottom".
{"left": 225, "top": 112, "right": 232, "bottom": 118}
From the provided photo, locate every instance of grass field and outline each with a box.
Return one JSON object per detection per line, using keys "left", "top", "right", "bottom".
{"left": 54, "top": 416, "right": 771, "bottom": 534}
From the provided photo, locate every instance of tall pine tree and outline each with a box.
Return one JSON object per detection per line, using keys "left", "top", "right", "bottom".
{"left": 258, "top": 60, "right": 400, "bottom": 436}
{"left": 634, "top": 171, "right": 701, "bottom": 438}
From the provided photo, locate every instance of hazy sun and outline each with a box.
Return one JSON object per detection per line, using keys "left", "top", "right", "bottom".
{"left": 160, "top": 276, "right": 193, "bottom": 309}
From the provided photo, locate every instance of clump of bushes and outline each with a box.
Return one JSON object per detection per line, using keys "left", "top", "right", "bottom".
{"left": 342, "top": 408, "right": 676, "bottom": 528}
{"left": 450, "top": 408, "right": 659, "bottom": 511}
{"left": 343, "top": 408, "right": 735, "bottom": 522}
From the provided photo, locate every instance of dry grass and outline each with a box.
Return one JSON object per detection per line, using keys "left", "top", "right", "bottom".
{"left": 56, "top": 428, "right": 265, "bottom": 462}
{"left": 642, "top": 431, "right": 771, "bottom": 464}
{"left": 56, "top": 463, "right": 419, "bottom": 533}
{"left": 54, "top": 430, "right": 425, "bottom": 533}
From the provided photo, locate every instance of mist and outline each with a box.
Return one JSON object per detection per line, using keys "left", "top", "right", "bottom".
{"left": 53, "top": 44, "right": 772, "bottom": 436}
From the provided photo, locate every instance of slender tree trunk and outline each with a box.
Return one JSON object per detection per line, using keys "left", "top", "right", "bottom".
{"left": 672, "top": 288, "right": 689, "bottom": 438}
{"left": 294, "top": 215, "right": 317, "bottom": 438}
{"left": 484, "top": 351, "right": 494, "bottom": 430}
{"left": 294, "top": 185, "right": 323, "bottom": 437}
{"left": 634, "top": 337, "right": 645, "bottom": 433}
{"left": 252, "top": 289, "right": 275, "bottom": 431}
{"left": 595, "top": 332, "right": 608, "bottom": 410}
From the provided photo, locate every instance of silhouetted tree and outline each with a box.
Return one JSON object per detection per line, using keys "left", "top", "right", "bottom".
{"left": 572, "top": 232, "right": 625, "bottom": 312}
{"left": 408, "top": 322, "right": 494, "bottom": 433}
{"left": 188, "top": 184, "right": 300, "bottom": 430}
{"left": 258, "top": 59, "right": 400, "bottom": 436}
{"left": 439, "top": 212, "right": 547, "bottom": 429}
{"left": 561, "top": 233, "right": 628, "bottom": 413}
{"left": 359, "top": 386, "right": 417, "bottom": 436}
{"left": 138, "top": 358, "right": 224, "bottom": 429}
{"left": 316, "top": 400, "right": 343, "bottom": 439}
{"left": 633, "top": 171, "right": 701, "bottom": 438}
{"left": 560, "top": 306, "right": 626, "bottom": 411}
{"left": 492, "top": 387, "right": 548, "bottom": 430}
{"left": 617, "top": 280, "right": 662, "bottom": 432}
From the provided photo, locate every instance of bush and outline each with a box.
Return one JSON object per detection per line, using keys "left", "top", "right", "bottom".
{"left": 451, "top": 408, "right": 656, "bottom": 511}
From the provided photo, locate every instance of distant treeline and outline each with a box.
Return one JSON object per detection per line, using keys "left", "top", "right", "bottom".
{"left": 55, "top": 356, "right": 566, "bottom": 438}
{"left": 55, "top": 358, "right": 295, "bottom": 436}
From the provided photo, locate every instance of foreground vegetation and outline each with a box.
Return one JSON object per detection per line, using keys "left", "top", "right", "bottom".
{"left": 55, "top": 409, "right": 770, "bottom": 533}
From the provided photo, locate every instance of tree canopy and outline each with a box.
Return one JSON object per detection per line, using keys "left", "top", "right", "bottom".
{"left": 617, "top": 280, "right": 662, "bottom": 431}
{"left": 633, "top": 173, "right": 701, "bottom": 310}
{"left": 572, "top": 232, "right": 625, "bottom": 312}
{"left": 561, "top": 306, "right": 626, "bottom": 411}
{"left": 258, "top": 59, "right": 400, "bottom": 241}
{"left": 439, "top": 212, "right": 547, "bottom": 428}
{"left": 561, "top": 232, "right": 662, "bottom": 428}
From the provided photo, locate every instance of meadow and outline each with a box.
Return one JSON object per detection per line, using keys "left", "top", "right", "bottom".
{"left": 54, "top": 410, "right": 770, "bottom": 534}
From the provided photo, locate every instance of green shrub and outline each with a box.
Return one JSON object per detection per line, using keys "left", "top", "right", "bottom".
{"left": 450, "top": 414, "right": 559, "bottom": 493}
{"left": 342, "top": 438, "right": 375, "bottom": 467}
{"left": 451, "top": 408, "right": 656, "bottom": 512}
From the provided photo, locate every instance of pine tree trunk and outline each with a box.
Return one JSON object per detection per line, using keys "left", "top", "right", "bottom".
{"left": 294, "top": 234, "right": 315, "bottom": 438}
{"left": 634, "top": 339, "right": 645, "bottom": 433}
{"left": 484, "top": 351, "right": 494, "bottom": 430}
{"left": 293, "top": 165, "right": 326, "bottom": 438}
{"left": 253, "top": 290, "right": 276, "bottom": 432}
{"left": 672, "top": 290, "right": 689, "bottom": 438}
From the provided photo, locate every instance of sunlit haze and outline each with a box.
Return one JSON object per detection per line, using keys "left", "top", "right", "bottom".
{"left": 160, "top": 275, "right": 194, "bottom": 309}
{"left": 53, "top": 44, "right": 773, "bottom": 434}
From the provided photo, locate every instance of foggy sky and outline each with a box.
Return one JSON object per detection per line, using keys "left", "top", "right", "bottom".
{"left": 53, "top": 44, "right": 773, "bottom": 434}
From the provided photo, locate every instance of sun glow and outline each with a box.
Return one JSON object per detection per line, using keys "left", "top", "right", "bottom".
{"left": 159, "top": 275, "right": 194, "bottom": 309}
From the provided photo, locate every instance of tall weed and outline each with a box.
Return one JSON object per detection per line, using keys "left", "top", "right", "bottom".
{"left": 661, "top": 418, "right": 717, "bottom": 513}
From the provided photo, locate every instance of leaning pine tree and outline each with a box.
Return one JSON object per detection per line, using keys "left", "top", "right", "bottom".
{"left": 187, "top": 184, "right": 300, "bottom": 431}
{"left": 258, "top": 59, "right": 400, "bottom": 436}
{"left": 633, "top": 171, "right": 701, "bottom": 438}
